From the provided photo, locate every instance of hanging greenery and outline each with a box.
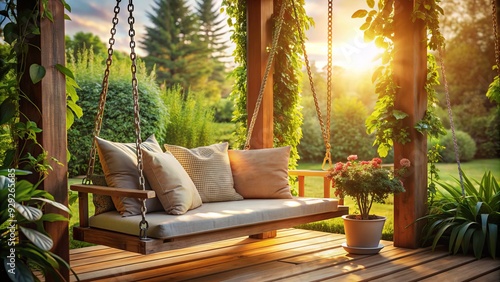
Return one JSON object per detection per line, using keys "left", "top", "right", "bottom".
{"left": 353, "top": 0, "right": 446, "bottom": 157}
{"left": 222, "top": 0, "right": 310, "bottom": 169}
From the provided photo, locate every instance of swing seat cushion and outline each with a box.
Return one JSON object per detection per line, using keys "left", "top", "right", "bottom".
{"left": 89, "top": 197, "right": 338, "bottom": 239}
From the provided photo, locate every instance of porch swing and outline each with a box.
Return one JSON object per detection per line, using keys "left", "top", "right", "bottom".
{"left": 70, "top": 0, "right": 348, "bottom": 255}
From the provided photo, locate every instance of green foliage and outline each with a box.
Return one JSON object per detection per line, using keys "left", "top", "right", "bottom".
{"left": 160, "top": 86, "right": 215, "bottom": 148}
{"left": 223, "top": 0, "right": 307, "bottom": 170}
{"left": 419, "top": 171, "right": 500, "bottom": 259}
{"left": 356, "top": 1, "right": 445, "bottom": 157}
{"left": 486, "top": 75, "right": 500, "bottom": 105}
{"left": 67, "top": 49, "right": 167, "bottom": 176}
{"left": 65, "top": 31, "right": 107, "bottom": 61}
{"left": 431, "top": 130, "right": 477, "bottom": 163}
{"left": 213, "top": 98, "right": 234, "bottom": 123}
{"left": 0, "top": 169, "right": 75, "bottom": 281}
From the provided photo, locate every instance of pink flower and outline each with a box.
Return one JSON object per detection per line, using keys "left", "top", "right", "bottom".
{"left": 334, "top": 162, "right": 344, "bottom": 171}
{"left": 400, "top": 158, "right": 411, "bottom": 168}
{"left": 372, "top": 158, "right": 382, "bottom": 164}
{"left": 347, "top": 155, "right": 358, "bottom": 161}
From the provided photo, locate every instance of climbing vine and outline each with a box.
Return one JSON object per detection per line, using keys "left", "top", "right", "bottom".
{"left": 222, "top": 0, "right": 311, "bottom": 169}
{"left": 353, "top": 0, "right": 446, "bottom": 157}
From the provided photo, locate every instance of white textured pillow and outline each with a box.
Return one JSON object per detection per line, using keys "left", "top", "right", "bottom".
{"left": 96, "top": 135, "right": 164, "bottom": 216}
{"left": 228, "top": 146, "right": 293, "bottom": 199}
{"left": 142, "top": 149, "right": 202, "bottom": 215}
{"left": 164, "top": 143, "right": 243, "bottom": 202}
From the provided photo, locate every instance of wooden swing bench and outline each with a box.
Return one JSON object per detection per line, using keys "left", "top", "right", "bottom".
{"left": 71, "top": 171, "right": 348, "bottom": 255}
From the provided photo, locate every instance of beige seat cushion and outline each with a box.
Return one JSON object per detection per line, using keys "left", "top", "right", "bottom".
{"left": 228, "top": 147, "right": 293, "bottom": 199}
{"left": 89, "top": 197, "right": 340, "bottom": 239}
{"left": 96, "top": 135, "right": 163, "bottom": 216}
{"left": 164, "top": 143, "right": 243, "bottom": 203}
{"left": 142, "top": 149, "right": 202, "bottom": 215}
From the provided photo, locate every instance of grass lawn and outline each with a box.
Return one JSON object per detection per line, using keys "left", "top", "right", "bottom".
{"left": 67, "top": 159, "right": 499, "bottom": 248}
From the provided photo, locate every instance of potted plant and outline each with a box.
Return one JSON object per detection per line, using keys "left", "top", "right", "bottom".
{"left": 328, "top": 155, "right": 410, "bottom": 254}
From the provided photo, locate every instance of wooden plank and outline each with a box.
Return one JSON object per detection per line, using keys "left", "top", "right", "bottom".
{"left": 72, "top": 229, "right": 335, "bottom": 281}
{"left": 96, "top": 231, "right": 345, "bottom": 281}
{"left": 392, "top": 0, "right": 428, "bottom": 249}
{"left": 330, "top": 249, "right": 449, "bottom": 281}
{"left": 247, "top": 0, "right": 274, "bottom": 149}
{"left": 71, "top": 184, "right": 156, "bottom": 198}
{"left": 272, "top": 247, "right": 432, "bottom": 282}
{"left": 369, "top": 254, "right": 476, "bottom": 281}
{"left": 419, "top": 257, "right": 500, "bottom": 282}
{"left": 288, "top": 170, "right": 329, "bottom": 177}
{"left": 469, "top": 269, "right": 500, "bottom": 282}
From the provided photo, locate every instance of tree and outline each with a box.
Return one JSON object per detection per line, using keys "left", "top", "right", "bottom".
{"left": 65, "top": 32, "right": 107, "bottom": 61}
{"left": 195, "top": 0, "right": 232, "bottom": 98}
{"left": 141, "top": 0, "right": 212, "bottom": 97}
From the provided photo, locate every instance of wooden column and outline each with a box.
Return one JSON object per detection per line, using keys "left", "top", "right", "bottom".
{"left": 247, "top": 0, "right": 274, "bottom": 149}
{"left": 393, "top": 0, "right": 428, "bottom": 248}
{"left": 19, "top": 0, "right": 69, "bottom": 279}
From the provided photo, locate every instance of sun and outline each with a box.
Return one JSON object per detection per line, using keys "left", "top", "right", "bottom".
{"left": 334, "top": 39, "right": 384, "bottom": 72}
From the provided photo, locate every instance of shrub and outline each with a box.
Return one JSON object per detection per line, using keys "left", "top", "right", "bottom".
{"left": 160, "top": 86, "right": 215, "bottom": 148}
{"left": 435, "top": 130, "right": 477, "bottom": 163}
{"left": 419, "top": 171, "right": 499, "bottom": 259}
{"left": 67, "top": 50, "right": 167, "bottom": 177}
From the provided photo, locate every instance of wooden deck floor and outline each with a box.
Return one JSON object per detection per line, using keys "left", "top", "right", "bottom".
{"left": 69, "top": 228, "right": 499, "bottom": 281}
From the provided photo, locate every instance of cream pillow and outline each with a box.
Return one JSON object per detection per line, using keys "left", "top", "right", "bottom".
{"left": 142, "top": 149, "right": 202, "bottom": 215}
{"left": 164, "top": 143, "right": 243, "bottom": 202}
{"left": 228, "top": 146, "right": 293, "bottom": 199}
{"left": 96, "top": 135, "right": 164, "bottom": 216}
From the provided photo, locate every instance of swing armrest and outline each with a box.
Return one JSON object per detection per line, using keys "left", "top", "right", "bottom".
{"left": 70, "top": 184, "right": 156, "bottom": 199}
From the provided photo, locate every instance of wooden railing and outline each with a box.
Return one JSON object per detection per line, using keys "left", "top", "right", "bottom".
{"left": 288, "top": 170, "right": 344, "bottom": 205}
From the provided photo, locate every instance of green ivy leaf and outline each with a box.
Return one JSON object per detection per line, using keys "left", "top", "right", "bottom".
{"left": 55, "top": 63, "right": 75, "bottom": 80}
{"left": 392, "top": 110, "right": 408, "bottom": 120}
{"left": 0, "top": 98, "right": 15, "bottom": 125}
{"left": 352, "top": 9, "right": 368, "bottom": 18}
{"left": 367, "top": 0, "right": 375, "bottom": 9}
{"left": 29, "top": 64, "right": 46, "bottom": 84}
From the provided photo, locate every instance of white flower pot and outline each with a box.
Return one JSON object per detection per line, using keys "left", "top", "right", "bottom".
{"left": 341, "top": 214, "right": 386, "bottom": 254}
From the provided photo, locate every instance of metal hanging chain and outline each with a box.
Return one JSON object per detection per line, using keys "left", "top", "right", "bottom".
{"left": 492, "top": 0, "right": 500, "bottom": 77}
{"left": 84, "top": 0, "right": 122, "bottom": 184}
{"left": 244, "top": 0, "right": 287, "bottom": 150}
{"left": 127, "top": 0, "right": 149, "bottom": 240}
{"left": 291, "top": 0, "right": 333, "bottom": 170}
{"left": 438, "top": 47, "right": 465, "bottom": 195}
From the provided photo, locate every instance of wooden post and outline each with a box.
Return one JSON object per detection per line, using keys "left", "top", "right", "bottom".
{"left": 18, "top": 0, "right": 69, "bottom": 279}
{"left": 247, "top": 0, "right": 274, "bottom": 149}
{"left": 393, "top": 0, "right": 428, "bottom": 248}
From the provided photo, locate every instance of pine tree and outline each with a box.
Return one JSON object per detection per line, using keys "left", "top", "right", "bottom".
{"left": 194, "top": 0, "right": 232, "bottom": 98}
{"left": 141, "top": 0, "right": 211, "bottom": 93}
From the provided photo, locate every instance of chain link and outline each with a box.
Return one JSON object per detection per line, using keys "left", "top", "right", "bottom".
{"left": 438, "top": 47, "right": 465, "bottom": 195}
{"left": 291, "top": 0, "right": 332, "bottom": 169}
{"left": 244, "top": 0, "right": 287, "bottom": 150}
{"left": 84, "top": 0, "right": 121, "bottom": 184}
{"left": 492, "top": 0, "right": 500, "bottom": 77}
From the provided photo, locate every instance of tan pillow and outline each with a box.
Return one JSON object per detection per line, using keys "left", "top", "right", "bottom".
{"left": 164, "top": 143, "right": 243, "bottom": 202}
{"left": 228, "top": 146, "right": 293, "bottom": 199}
{"left": 142, "top": 149, "right": 202, "bottom": 215}
{"left": 96, "top": 135, "right": 164, "bottom": 216}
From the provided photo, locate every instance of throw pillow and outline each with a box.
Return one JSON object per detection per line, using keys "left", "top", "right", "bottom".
{"left": 96, "top": 135, "right": 164, "bottom": 216}
{"left": 164, "top": 143, "right": 243, "bottom": 202}
{"left": 228, "top": 146, "right": 293, "bottom": 199}
{"left": 142, "top": 149, "right": 202, "bottom": 215}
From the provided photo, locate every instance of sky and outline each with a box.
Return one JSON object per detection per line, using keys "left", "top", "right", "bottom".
{"left": 65, "top": 0, "right": 381, "bottom": 70}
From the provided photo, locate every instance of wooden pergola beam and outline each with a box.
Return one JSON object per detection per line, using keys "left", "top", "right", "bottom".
{"left": 246, "top": 0, "right": 274, "bottom": 149}
{"left": 393, "top": 0, "right": 428, "bottom": 248}
{"left": 19, "top": 0, "right": 69, "bottom": 279}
